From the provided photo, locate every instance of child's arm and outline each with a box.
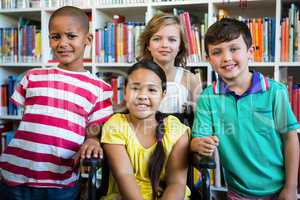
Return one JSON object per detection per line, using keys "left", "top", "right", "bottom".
{"left": 161, "top": 130, "right": 189, "bottom": 200}
{"left": 278, "top": 130, "right": 299, "bottom": 200}
{"left": 186, "top": 72, "right": 202, "bottom": 111}
{"left": 81, "top": 123, "right": 103, "bottom": 159}
{"left": 103, "top": 143, "right": 143, "bottom": 200}
{"left": 73, "top": 124, "right": 103, "bottom": 169}
{"left": 190, "top": 136, "right": 219, "bottom": 157}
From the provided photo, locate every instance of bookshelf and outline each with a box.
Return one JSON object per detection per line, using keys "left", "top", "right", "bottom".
{"left": 0, "top": 0, "right": 300, "bottom": 198}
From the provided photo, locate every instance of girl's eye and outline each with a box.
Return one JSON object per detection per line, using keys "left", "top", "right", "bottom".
{"left": 169, "top": 38, "right": 177, "bottom": 42}
{"left": 152, "top": 37, "right": 160, "bottom": 41}
{"left": 131, "top": 86, "right": 139, "bottom": 91}
{"left": 149, "top": 88, "right": 158, "bottom": 93}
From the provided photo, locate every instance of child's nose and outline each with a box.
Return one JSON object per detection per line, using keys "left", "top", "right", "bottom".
{"left": 223, "top": 51, "right": 232, "bottom": 62}
{"left": 58, "top": 37, "right": 68, "bottom": 47}
{"left": 137, "top": 94, "right": 148, "bottom": 101}
{"left": 137, "top": 89, "right": 148, "bottom": 100}
{"left": 161, "top": 38, "right": 168, "bottom": 47}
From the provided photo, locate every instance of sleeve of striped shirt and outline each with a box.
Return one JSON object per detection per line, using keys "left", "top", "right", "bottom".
{"left": 87, "top": 88, "right": 113, "bottom": 126}
{"left": 11, "top": 70, "right": 30, "bottom": 106}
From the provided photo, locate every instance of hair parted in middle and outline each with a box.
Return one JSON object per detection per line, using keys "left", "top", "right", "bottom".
{"left": 125, "top": 59, "right": 167, "bottom": 199}
{"left": 137, "top": 13, "right": 188, "bottom": 68}
{"left": 125, "top": 59, "right": 167, "bottom": 92}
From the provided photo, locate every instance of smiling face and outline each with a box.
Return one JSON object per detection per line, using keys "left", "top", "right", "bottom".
{"left": 124, "top": 68, "right": 165, "bottom": 122}
{"left": 49, "top": 15, "right": 92, "bottom": 71}
{"left": 207, "top": 35, "right": 254, "bottom": 83}
{"left": 147, "top": 24, "right": 181, "bottom": 67}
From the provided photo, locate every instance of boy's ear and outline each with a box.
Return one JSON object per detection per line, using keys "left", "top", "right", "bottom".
{"left": 85, "top": 33, "right": 93, "bottom": 46}
{"left": 205, "top": 54, "right": 211, "bottom": 62}
{"left": 247, "top": 45, "right": 255, "bottom": 61}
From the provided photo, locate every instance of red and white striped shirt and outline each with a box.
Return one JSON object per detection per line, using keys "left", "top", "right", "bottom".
{"left": 0, "top": 67, "right": 113, "bottom": 188}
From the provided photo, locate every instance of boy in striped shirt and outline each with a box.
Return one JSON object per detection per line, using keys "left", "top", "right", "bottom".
{"left": 0, "top": 6, "right": 113, "bottom": 200}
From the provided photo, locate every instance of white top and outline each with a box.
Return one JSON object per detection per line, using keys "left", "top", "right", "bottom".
{"left": 159, "top": 67, "right": 189, "bottom": 113}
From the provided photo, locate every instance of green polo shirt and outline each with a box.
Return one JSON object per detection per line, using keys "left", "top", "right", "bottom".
{"left": 192, "top": 72, "right": 300, "bottom": 197}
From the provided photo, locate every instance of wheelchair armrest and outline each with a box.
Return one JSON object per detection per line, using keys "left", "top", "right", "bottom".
{"left": 192, "top": 153, "right": 216, "bottom": 171}
{"left": 82, "top": 157, "right": 104, "bottom": 169}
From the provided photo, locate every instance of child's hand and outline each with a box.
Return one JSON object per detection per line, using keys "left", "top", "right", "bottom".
{"left": 191, "top": 136, "right": 219, "bottom": 156}
{"left": 73, "top": 137, "right": 103, "bottom": 173}
{"left": 277, "top": 186, "right": 297, "bottom": 200}
{"left": 80, "top": 137, "right": 103, "bottom": 160}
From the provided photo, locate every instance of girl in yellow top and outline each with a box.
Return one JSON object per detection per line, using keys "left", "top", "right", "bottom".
{"left": 101, "top": 59, "right": 190, "bottom": 200}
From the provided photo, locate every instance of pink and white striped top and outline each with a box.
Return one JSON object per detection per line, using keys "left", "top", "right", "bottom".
{"left": 0, "top": 67, "right": 113, "bottom": 188}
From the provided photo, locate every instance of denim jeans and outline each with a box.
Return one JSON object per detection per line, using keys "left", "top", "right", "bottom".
{"left": 0, "top": 182, "right": 80, "bottom": 200}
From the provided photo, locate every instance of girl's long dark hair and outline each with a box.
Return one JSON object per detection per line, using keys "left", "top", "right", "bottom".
{"left": 125, "top": 59, "right": 167, "bottom": 199}
{"left": 149, "top": 111, "right": 166, "bottom": 199}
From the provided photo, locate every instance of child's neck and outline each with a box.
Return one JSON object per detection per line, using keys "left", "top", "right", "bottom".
{"left": 127, "top": 114, "right": 157, "bottom": 129}
{"left": 58, "top": 64, "right": 85, "bottom": 72}
{"left": 226, "top": 71, "right": 253, "bottom": 96}
{"left": 160, "top": 63, "right": 176, "bottom": 81}
{"left": 127, "top": 114, "right": 158, "bottom": 148}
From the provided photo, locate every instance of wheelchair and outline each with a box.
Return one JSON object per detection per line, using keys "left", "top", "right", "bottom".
{"left": 81, "top": 111, "right": 216, "bottom": 200}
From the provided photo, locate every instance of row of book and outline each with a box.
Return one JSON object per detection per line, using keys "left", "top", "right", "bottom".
{"left": 96, "top": 72, "right": 125, "bottom": 106}
{"left": 287, "top": 76, "right": 300, "bottom": 124}
{"left": 246, "top": 17, "right": 276, "bottom": 62}
{"left": 96, "top": 0, "right": 146, "bottom": 5}
{"left": 95, "top": 15, "right": 145, "bottom": 63}
{"left": 44, "top": 0, "right": 91, "bottom": 8}
{"left": 0, "top": 17, "right": 41, "bottom": 63}
{"left": 0, "top": 122, "right": 15, "bottom": 155}
{"left": 0, "top": 26, "right": 41, "bottom": 63}
{"left": 178, "top": 11, "right": 208, "bottom": 63}
{"left": 0, "top": 75, "right": 23, "bottom": 116}
{"left": 280, "top": 3, "right": 300, "bottom": 62}
{"left": 0, "top": 0, "right": 40, "bottom": 9}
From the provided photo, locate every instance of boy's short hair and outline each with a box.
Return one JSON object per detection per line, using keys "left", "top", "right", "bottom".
{"left": 48, "top": 6, "right": 89, "bottom": 33}
{"left": 204, "top": 18, "right": 252, "bottom": 55}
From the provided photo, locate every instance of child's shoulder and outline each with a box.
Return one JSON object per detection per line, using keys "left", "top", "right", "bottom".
{"left": 86, "top": 73, "right": 112, "bottom": 91}
{"left": 200, "top": 84, "right": 215, "bottom": 95}
{"left": 105, "top": 113, "right": 127, "bottom": 125}
{"left": 266, "top": 78, "right": 287, "bottom": 91}
{"left": 164, "top": 115, "right": 190, "bottom": 140}
{"left": 25, "top": 67, "right": 50, "bottom": 75}
{"left": 164, "top": 115, "right": 189, "bottom": 129}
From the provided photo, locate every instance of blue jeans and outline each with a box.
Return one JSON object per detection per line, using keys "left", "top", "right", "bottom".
{"left": 0, "top": 182, "right": 80, "bottom": 200}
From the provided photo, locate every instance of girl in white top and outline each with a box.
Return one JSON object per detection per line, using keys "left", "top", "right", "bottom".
{"left": 138, "top": 13, "right": 202, "bottom": 113}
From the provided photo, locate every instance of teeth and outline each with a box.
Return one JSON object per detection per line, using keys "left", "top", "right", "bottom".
{"left": 137, "top": 104, "right": 147, "bottom": 107}
{"left": 224, "top": 64, "right": 235, "bottom": 70}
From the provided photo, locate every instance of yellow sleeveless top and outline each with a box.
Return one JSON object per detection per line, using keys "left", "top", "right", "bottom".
{"left": 101, "top": 113, "right": 191, "bottom": 200}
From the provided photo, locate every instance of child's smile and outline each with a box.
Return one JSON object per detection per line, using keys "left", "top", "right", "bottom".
{"left": 124, "top": 68, "right": 165, "bottom": 121}
{"left": 49, "top": 15, "right": 92, "bottom": 71}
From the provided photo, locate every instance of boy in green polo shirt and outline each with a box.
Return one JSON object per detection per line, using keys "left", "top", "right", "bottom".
{"left": 191, "top": 18, "right": 300, "bottom": 200}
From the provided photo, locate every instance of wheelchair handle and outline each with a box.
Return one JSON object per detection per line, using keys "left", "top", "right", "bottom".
{"left": 82, "top": 157, "right": 103, "bottom": 168}
{"left": 192, "top": 153, "right": 216, "bottom": 170}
